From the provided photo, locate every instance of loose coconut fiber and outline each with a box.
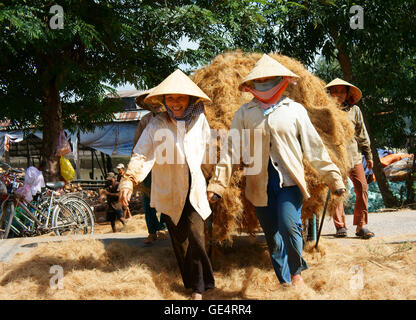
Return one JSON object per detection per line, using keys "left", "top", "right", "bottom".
{"left": 1, "top": 238, "right": 415, "bottom": 299}
{"left": 191, "top": 51, "right": 354, "bottom": 242}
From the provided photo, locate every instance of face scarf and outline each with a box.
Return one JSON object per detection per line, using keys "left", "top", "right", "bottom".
{"left": 242, "top": 76, "right": 295, "bottom": 114}
{"left": 164, "top": 97, "right": 205, "bottom": 127}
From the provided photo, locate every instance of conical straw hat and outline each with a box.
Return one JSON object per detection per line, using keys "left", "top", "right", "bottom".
{"left": 239, "top": 54, "right": 299, "bottom": 90}
{"left": 144, "top": 69, "right": 211, "bottom": 106}
{"left": 325, "top": 78, "right": 362, "bottom": 105}
{"left": 135, "top": 87, "right": 165, "bottom": 112}
{"left": 136, "top": 87, "right": 165, "bottom": 113}
{"left": 135, "top": 88, "right": 153, "bottom": 107}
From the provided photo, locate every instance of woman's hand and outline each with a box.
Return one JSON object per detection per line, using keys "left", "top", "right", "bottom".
{"left": 207, "top": 191, "right": 220, "bottom": 203}
{"left": 367, "top": 160, "right": 373, "bottom": 170}
{"left": 120, "top": 189, "right": 132, "bottom": 207}
{"left": 335, "top": 188, "right": 346, "bottom": 196}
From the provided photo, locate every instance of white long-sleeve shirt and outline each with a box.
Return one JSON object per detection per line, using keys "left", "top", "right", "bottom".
{"left": 119, "top": 112, "right": 212, "bottom": 225}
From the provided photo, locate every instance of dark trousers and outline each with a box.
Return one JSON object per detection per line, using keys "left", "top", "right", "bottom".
{"left": 162, "top": 198, "right": 215, "bottom": 294}
{"left": 143, "top": 194, "right": 166, "bottom": 234}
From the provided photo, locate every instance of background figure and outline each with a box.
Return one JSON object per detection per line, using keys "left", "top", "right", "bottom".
{"left": 116, "top": 163, "right": 132, "bottom": 219}
{"left": 103, "top": 172, "right": 126, "bottom": 233}
{"left": 116, "top": 163, "right": 125, "bottom": 182}
{"left": 132, "top": 89, "right": 167, "bottom": 244}
{"left": 325, "top": 78, "right": 375, "bottom": 239}
{"left": 141, "top": 174, "right": 167, "bottom": 244}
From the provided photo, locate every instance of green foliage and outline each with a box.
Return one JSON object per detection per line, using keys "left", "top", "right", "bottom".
{"left": 267, "top": 0, "right": 416, "bottom": 151}
{"left": 312, "top": 55, "right": 343, "bottom": 82}
{"left": 0, "top": 0, "right": 267, "bottom": 131}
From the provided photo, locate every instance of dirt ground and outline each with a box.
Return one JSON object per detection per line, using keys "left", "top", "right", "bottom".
{"left": 0, "top": 212, "right": 415, "bottom": 299}
{"left": 93, "top": 213, "right": 149, "bottom": 235}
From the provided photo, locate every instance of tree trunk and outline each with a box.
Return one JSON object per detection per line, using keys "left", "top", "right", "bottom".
{"left": 406, "top": 137, "right": 416, "bottom": 204}
{"left": 4, "top": 150, "right": 9, "bottom": 164}
{"left": 329, "top": 30, "right": 398, "bottom": 207}
{"left": 76, "top": 130, "right": 81, "bottom": 180}
{"left": 335, "top": 42, "right": 354, "bottom": 82}
{"left": 405, "top": 151, "right": 416, "bottom": 205}
{"left": 41, "top": 79, "right": 63, "bottom": 182}
{"left": 361, "top": 107, "right": 399, "bottom": 207}
{"left": 329, "top": 27, "right": 354, "bottom": 82}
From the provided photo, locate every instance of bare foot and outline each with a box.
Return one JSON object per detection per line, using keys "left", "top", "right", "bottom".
{"left": 291, "top": 274, "right": 304, "bottom": 286}
{"left": 191, "top": 292, "right": 202, "bottom": 300}
{"left": 157, "top": 230, "right": 168, "bottom": 240}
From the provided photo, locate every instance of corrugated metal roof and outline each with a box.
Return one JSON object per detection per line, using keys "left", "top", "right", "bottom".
{"left": 113, "top": 110, "right": 149, "bottom": 122}
{"left": 1, "top": 91, "right": 149, "bottom": 130}
{"left": 105, "top": 89, "right": 146, "bottom": 98}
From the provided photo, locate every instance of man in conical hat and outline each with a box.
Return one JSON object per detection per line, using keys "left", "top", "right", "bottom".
{"left": 207, "top": 54, "right": 346, "bottom": 286}
{"left": 132, "top": 88, "right": 168, "bottom": 244}
{"left": 119, "top": 69, "right": 215, "bottom": 300}
{"left": 325, "top": 78, "right": 375, "bottom": 239}
{"left": 132, "top": 87, "right": 162, "bottom": 148}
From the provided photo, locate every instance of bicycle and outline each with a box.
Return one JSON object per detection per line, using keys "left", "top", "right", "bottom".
{"left": 0, "top": 162, "right": 94, "bottom": 239}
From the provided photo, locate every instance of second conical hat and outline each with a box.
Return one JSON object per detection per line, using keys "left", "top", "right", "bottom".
{"left": 325, "top": 78, "right": 362, "bottom": 105}
{"left": 144, "top": 69, "right": 211, "bottom": 106}
{"left": 135, "top": 88, "right": 153, "bottom": 106}
{"left": 239, "top": 54, "right": 299, "bottom": 90}
{"left": 135, "top": 87, "right": 165, "bottom": 113}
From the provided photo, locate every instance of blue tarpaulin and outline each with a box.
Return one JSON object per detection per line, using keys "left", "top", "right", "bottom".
{"left": 0, "top": 122, "right": 139, "bottom": 158}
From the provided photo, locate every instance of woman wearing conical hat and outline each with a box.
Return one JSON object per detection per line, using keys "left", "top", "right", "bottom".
{"left": 119, "top": 70, "right": 215, "bottom": 300}
{"left": 207, "top": 54, "right": 346, "bottom": 286}
{"left": 325, "top": 78, "right": 375, "bottom": 239}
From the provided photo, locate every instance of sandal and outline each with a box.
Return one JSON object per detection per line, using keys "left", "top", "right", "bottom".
{"left": 335, "top": 227, "right": 347, "bottom": 238}
{"left": 355, "top": 227, "right": 375, "bottom": 239}
{"left": 142, "top": 233, "right": 157, "bottom": 244}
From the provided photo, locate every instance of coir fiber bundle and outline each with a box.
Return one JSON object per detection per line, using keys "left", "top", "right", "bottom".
{"left": 191, "top": 50, "right": 354, "bottom": 242}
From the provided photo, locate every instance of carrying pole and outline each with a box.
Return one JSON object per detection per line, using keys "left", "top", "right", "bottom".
{"left": 315, "top": 188, "right": 331, "bottom": 250}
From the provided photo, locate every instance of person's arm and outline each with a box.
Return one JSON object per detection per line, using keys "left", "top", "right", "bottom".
{"left": 354, "top": 106, "right": 373, "bottom": 163}
{"left": 201, "top": 116, "right": 214, "bottom": 180}
{"left": 119, "top": 121, "right": 156, "bottom": 205}
{"left": 207, "top": 108, "right": 244, "bottom": 201}
{"left": 296, "top": 104, "right": 345, "bottom": 194}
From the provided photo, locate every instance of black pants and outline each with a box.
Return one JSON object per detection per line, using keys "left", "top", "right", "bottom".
{"left": 162, "top": 198, "right": 215, "bottom": 294}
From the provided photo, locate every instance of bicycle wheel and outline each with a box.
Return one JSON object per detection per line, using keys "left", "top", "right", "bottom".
{"left": 65, "top": 200, "right": 90, "bottom": 235}
{"left": 0, "top": 200, "right": 16, "bottom": 239}
{"left": 51, "top": 202, "right": 87, "bottom": 236}
{"left": 60, "top": 195, "right": 95, "bottom": 234}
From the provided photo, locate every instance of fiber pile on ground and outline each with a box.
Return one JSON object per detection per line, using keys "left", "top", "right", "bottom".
{"left": 191, "top": 51, "right": 354, "bottom": 242}
{"left": 0, "top": 238, "right": 415, "bottom": 299}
